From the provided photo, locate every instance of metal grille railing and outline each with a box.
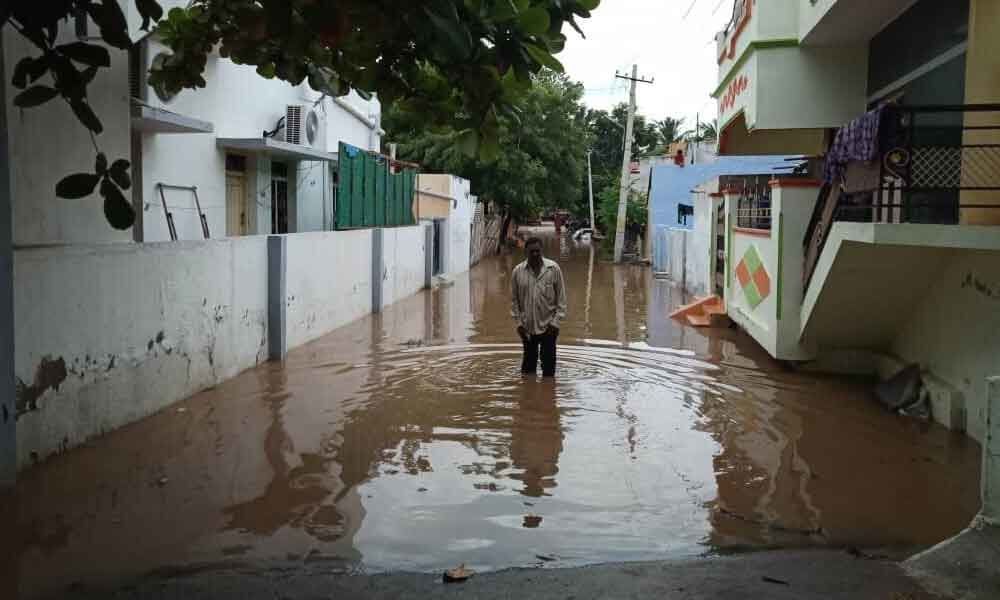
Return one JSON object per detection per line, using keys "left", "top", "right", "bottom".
{"left": 803, "top": 104, "right": 1000, "bottom": 290}
{"left": 735, "top": 176, "right": 772, "bottom": 230}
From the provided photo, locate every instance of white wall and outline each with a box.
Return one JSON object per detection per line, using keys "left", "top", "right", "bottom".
{"left": 448, "top": 177, "right": 473, "bottom": 275}
{"left": 688, "top": 195, "right": 716, "bottom": 298}
{"left": 4, "top": 27, "right": 132, "bottom": 246}
{"left": 285, "top": 230, "right": 373, "bottom": 349}
{"left": 892, "top": 250, "right": 1000, "bottom": 443}
{"left": 755, "top": 46, "right": 868, "bottom": 131}
{"left": 14, "top": 237, "right": 269, "bottom": 469}
{"left": 724, "top": 183, "right": 818, "bottom": 361}
{"left": 382, "top": 226, "right": 429, "bottom": 307}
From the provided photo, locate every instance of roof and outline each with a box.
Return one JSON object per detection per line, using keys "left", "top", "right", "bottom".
{"left": 649, "top": 155, "right": 795, "bottom": 228}
{"left": 216, "top": 138, "right": 336, "bottom": 162}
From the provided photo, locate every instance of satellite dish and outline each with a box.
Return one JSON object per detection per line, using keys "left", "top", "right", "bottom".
{"left": 305, "top": 109, "right": 320, "bottom": 146}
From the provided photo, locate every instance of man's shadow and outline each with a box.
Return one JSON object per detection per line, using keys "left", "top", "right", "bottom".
{"left": 509, "top": 377, "right": 564, "bottom": 500}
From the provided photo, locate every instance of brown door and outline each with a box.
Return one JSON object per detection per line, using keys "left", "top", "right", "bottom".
{"left": 226, "top": 173, "right": 248, "bottom": 236}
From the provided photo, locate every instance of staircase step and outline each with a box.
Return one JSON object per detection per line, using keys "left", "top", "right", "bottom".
{"left": 670, "top": 295, "right": 721, "bottom": 321}
{"left": 687, "top": 314, "right": 712, "bottom": 327}
{"left": 703, "top": 302, "right": 726, "bottom": 315}
{"left": 709, "top": 312, "right": 732, "bottom": 328}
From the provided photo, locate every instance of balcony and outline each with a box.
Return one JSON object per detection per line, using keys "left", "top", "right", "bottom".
{"left": 804, "top": 104, "right": 1000, "bottom": 288}
{"left": 799, "top": 104, "right": 1000, "bottom": 364}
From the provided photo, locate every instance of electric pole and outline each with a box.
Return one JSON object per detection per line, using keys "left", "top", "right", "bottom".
{"left": 587, "top": 150, "right": 596, "bottom": 233}
{"left": 613, "top": 64, "right": 653, "bottom": 263}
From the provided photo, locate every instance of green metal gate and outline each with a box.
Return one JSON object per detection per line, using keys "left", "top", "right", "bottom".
{"left": 335, "top": 142, "right": 417, "bottom": 229}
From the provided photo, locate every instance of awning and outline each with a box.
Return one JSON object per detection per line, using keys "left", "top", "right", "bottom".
{"left": 216, "top": 137, "right": 336, "bottom": 162}
{"left": 132, "top": 104, "right": 214, "bottom": 134}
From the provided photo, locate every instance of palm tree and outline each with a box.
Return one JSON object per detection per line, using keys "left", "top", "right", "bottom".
{"left": 696, "top": 118, "right": 719, "bottom": 142}
{"left": 655, "top": 117, "right": 686, "bottom": 146}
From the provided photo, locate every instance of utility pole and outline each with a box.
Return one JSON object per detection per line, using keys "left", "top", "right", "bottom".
{"left": 613, "top": 64, "right": 653, "bottom": 263}
{"left": 587, "top": 150, "right": 596, "bottom": 232}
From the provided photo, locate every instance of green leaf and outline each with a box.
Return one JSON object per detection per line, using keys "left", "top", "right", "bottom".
{"left": 576, "top": 0, "right": 601, "bottom": 10}
{"left": 56, "top": 42, "right": 111, "bottom": 68}
{"left": 136, "top": 0, "right": 165, "bottom": 31}
{"left": 12, "top": 58, "right": 33, "bottom": 89}
{"left": 492, "top": 0, "right": 519, "bottom": 21}
{"left": 519, "top": 7, "right": 551, "bottom": 35}
{"left": 525, "top": 44, "right": 564, "bottom": 72}
{"left": 70, "top": 99, "right": 104, "bottom": 134}
{"left": 56, "top": 173, "right": 101, "bottom": 199}
{"left": 100, "top": 179, "right": 136, "bottom": 230}
{"left": 109, "top": 159, "right": 132, "bottom": 190}
{"left": 424, "top": 7, "right": 473, "bottom": 57}
{"left": 13, "top": 86, "right": 59, "bottom": 108}
{"left": 87, "top": 1, "right": 132, "bottom": 50}
{"left": 458, "top": 129, "right": 479, "bottom": 157}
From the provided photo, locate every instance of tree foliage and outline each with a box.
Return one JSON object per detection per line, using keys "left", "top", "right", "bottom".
{"left": 384, "top": 70, "right": 592, "bottom": 221}
{"left": 597, "top": 182, "right": 646, "bottom": 234}
{"left": 5, "top": 0, "right": 600, "bottom": 231}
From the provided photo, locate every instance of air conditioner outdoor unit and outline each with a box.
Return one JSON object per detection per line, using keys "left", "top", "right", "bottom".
{"left": 285, "top": 105, "right": 325, "bottom": 150}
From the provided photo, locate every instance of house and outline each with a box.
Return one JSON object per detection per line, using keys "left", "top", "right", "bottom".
{"left": 708, "top": 0, "right": 1000, "bottom": 553}
{"left": 415, "top": 174, "right": 475, "bottom": 278}
{"left": 647, "top": 155, "right": 793, "bottom": 288}
{"left": 2, "top": 3, "right": 438, "bottom": 471}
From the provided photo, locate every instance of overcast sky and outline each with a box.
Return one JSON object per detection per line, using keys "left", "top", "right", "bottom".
{"left": 559, "top": 0, "right": 734, "bottom": 132}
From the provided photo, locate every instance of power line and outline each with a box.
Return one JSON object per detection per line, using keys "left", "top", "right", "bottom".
{"left": 683, "top": 0, "right": 699, "bottom": 19}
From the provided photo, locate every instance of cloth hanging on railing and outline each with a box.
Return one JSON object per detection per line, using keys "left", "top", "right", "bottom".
{"left": 822, "top": 106, "right": 886, "bottom": 185}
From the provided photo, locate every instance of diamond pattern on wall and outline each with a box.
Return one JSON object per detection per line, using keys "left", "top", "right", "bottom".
{"left": 735, "top": 245, "right": 770, "bottom": 309}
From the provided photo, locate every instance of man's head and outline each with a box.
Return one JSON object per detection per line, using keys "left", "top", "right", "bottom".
{"left": 525, "top": 237, "right": 544, "bottom": 267}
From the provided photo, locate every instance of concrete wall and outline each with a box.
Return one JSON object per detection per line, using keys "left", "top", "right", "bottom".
{"left": 285, "top": 230, "right": 373, "bottom": 349}
{"left": 382, "top": 225, "right": 429, "bottom": 307}
{"left": 688, "top": 194, "right": 716, "bottom": 298}
{"left": 4, "top": 26, "right": 132, "bottom": 246}
{"left": 448, "top": 177, "right": 473, "bottom": 276}
{"left": 14, "top": 237, "right": 269, "bottom": 470}
{"left": 755, "top": 46, "right": 868, "bottom": 131}
{"left": 15, "top": 223, "right": 429, "bottom": 470}
{"left": 985, "top": 377, "right": 1000, "bottom": 522}
{"left": 892, "top": 250, "right": 1000, "bottom": 443}
{"left": 725, "top": 182, "right": 819, "bottom": 361}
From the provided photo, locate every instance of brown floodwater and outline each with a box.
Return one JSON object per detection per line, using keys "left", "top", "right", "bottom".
{"left": 16, "top": 231, "right": 981, "bottom": 598}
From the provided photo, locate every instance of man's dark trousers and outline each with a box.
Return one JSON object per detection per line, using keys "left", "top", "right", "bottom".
{"left": 522, "top": 331, "right": 558, "bottom": 376}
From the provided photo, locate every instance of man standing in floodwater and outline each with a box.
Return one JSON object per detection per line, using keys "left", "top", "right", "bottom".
{"left": 511, "top": 237, "right": 568, "bottom": 377}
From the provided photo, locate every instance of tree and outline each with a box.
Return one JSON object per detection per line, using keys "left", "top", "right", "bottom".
{"left": 596, "top": 180, "right": 645, "bottom": 235}
{"left": 385, "top": 70, "right": 592, "bottom": 229}
{"left": 653, "top": 116, "right": 688, "bottom": 153}
{"left": 695, "top": 118, "right": 719, "bottom": 142}
{"left": 5, "top": 0, "right": 600, "bottom": 230}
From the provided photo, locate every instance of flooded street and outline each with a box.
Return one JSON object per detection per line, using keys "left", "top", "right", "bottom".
{"left": 17, "top": 232, "right": 981, "bottom": 598}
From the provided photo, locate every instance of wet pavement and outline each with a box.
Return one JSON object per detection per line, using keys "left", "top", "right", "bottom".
{"left": 17, "top": 231, "right": 981, "bottom": 598}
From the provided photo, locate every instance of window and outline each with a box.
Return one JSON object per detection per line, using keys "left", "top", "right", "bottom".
{"left": 735, "top": 178, "right": 772, "bottom": 230}
{"left": 677, "top": 204, "right": 694, "bottom": 226}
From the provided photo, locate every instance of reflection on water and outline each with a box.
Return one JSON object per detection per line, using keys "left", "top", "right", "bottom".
{"left": 17, "top": 232, "right": 981, "bottom": 597}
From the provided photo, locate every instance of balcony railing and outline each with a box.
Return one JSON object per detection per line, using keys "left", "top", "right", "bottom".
{"left": 803, "top": 104, "right": 1000, "bottom": 288}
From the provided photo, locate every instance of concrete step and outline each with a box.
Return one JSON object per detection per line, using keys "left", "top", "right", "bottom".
{"left": 670, "top": 295, "right": 721, "bottom": 321}
{"left": 687, "top": 314, "right": 712, "bottom": 327}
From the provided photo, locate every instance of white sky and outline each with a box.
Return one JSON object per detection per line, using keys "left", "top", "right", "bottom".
{"left": 559, "top": 0, "right": 734, "bottom": 132}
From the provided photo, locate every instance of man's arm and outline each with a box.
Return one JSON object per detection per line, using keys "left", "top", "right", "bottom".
{"left": 511, "top": 268, "right": 526, "bottom": 338}
{"left": 550, "top": 266, "right": 567, "bottom": 331}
